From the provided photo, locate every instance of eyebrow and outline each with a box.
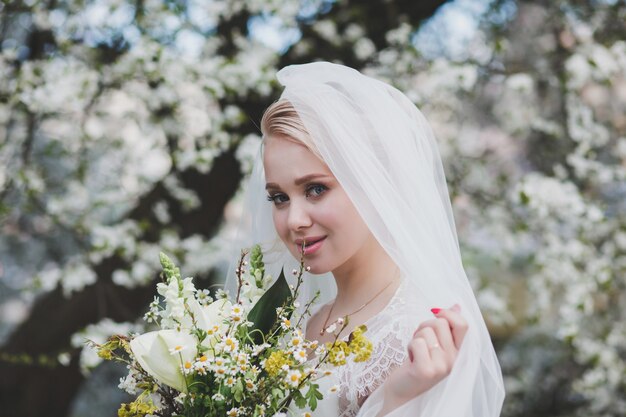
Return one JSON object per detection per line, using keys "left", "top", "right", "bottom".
{"left": 265, "top": 173, "right": 331, "bottom": 190}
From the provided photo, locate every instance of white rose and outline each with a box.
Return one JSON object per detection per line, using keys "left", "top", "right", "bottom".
{"left": 130, "top": 329, "right": 196, "bottom": 392}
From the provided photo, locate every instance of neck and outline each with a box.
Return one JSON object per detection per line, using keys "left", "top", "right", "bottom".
{"left": 330, "top": 235, "right": 400, "bottom": 313}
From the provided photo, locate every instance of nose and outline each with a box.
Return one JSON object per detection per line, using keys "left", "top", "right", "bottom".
{"left": 287, "top": 199, "right": 312, "bottom": 231}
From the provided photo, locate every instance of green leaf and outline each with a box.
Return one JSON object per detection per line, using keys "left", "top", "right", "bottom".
{"left": 307, "top": 383, "right": 323, "bottom": 411}
{"left": 294, "top": 390, "right": 307, "bottom": 408}
{"left": 233, "top": 379, "right": 244, "bottom": 402}
{"left": 246, "top": 269, "right": 292, "bottom": 344}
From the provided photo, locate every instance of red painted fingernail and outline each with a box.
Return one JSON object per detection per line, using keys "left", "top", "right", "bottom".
{"left": 431, "top": 308, "right": 441, "bottom": 315}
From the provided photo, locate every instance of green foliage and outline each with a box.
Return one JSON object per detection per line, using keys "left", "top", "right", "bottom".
{"left": 159, "top": 252, "right": 182, "bottom": 283}
{"left": 250, "top": 244, "right": 266, "bottom": 287}
{"left": 305, "top": 383, "right": 323, "bottom": 411}
{"left": 246, "top": 268, "right": 292, "bottom": 345}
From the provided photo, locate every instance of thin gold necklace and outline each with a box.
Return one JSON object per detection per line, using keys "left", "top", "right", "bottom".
{"left": 320, "top": 268, "right": 400, "bottom": 336}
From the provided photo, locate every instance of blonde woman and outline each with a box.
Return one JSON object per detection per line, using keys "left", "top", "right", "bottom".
{"left": 229, "top": 62, "right": 504, "bottom": 416}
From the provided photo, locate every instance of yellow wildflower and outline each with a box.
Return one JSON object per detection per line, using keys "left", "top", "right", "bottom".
{"left": 97, "top": 346, "right": 113, "bottom": 360}
{"left": 263, "top": 350, "right": 292, "bottom": 377}
{"left": 118, "top": 398, "right": 158, "bottom": 417}
{"left": 348, "top": 325, "right": 373, "bottom": 363}
{"left": 326, "top": 341, "right": 350, "bottom": 366}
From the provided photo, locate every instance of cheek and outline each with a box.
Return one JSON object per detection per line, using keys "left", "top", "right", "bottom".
{"left": 272, "top": 210, "right": 287, "bottom": 239}
{"left": 272, "top": 209, "right": 298, "bottom": 257}
{"left": 342, "top": 200, "right": 370, "bottom": 237}
{"left": 324, "top": 195, "right": 369, "bottom": 237}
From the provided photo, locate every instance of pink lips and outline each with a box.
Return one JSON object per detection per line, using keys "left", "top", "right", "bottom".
{"left": 295, "top": 236, "right": 326, "bottom": 255}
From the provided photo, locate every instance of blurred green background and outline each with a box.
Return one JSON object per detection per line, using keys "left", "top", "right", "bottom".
{"left": 0, "top": 0, "right": 625, "bottom": 416}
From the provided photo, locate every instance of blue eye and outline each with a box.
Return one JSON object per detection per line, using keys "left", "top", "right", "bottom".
{"left": 306, "top": 184, "right": 328, "bottom": 198}
{"left": 266, "top": 193, "right": 289, "bottom": 205}
{"left": 266, "top": 184, "right": 328, "bottom": 206}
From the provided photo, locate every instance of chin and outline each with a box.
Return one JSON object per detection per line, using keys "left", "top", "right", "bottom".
{"left": 304, "top": 266, "right": 328, "bottom": 275}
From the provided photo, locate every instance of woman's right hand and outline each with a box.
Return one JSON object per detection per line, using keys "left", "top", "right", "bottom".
{"left": 377, "top": 304, "right": 468, "bottom": 416}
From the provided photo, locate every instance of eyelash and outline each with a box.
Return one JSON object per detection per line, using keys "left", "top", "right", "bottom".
{"left": 266, "top": 184, "right": 328, "bottom": 206}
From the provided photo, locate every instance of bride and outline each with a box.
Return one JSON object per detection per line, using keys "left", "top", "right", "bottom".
{"left": 229, "top": 62, "right": 505, "bottom": 416}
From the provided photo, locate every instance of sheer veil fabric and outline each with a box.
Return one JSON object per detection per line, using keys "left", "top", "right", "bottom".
{"left": 226, "top": 62, "right": 505, "bottom": 416}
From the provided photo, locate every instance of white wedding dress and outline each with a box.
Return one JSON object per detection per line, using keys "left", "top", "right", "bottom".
{"left": 294, "top": 278, "right": 430, "bottom": 417}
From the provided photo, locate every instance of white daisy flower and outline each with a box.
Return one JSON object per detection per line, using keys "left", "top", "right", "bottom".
{"left": 244, "top": 378, "right": 256, "bottom": 391}
{"left": 231, "top": 304, "right": 244, "bottom": 317}
{"left": 169, "top": 344, "right": 187, "bottom": 355}
{"left": 289, "top": 334, "right": 303, "bottom": 348}
{"left": 250, "top": 365, "right": 261, "bottom": 377}
{"left": 215, "top": 289, "right": 228, "bottom": 299}
{"left": 194, "top": 355, "right": 211, "bottom": 373}
{"left": 181, "top": 360, "right": 194, "bottom": 375}
{"left": 196, "top": 289, "right": 213, "bottom": 305}
{"left": 236, "top": 352, "right": 249, "bottom": 366}
{"left": 214, "top": 365, "right": 228, "bottom": 377}
{"left": 280, "top": 317, "right": 292, "bottom": 330}
{"left": 221, "top": 337, "right": 239, "bottom": 353}
{"left": 285, "top": 369, "right": 302, "bottom": 387}
{"left": 293, "top": 349, "right": 308, "bottom": 364}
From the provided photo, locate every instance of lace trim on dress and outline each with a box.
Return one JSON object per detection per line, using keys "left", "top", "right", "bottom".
{"left": 334, "top": 279, "right": 423, "bottom": 417}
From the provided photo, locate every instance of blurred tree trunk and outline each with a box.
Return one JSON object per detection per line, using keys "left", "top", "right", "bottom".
{"left": 0, "top": 151, "right": 243, "bottom": 417}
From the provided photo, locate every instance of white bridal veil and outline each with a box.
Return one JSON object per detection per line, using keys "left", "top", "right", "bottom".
{"left": 227, "top": 62, "right": 505, "bottom": 416}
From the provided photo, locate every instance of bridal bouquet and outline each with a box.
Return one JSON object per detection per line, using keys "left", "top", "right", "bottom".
{"left": 91, "top": 245, "right": 372, "bottom": 417}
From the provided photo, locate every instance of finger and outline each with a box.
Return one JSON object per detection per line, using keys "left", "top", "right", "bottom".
{"left": 416, "top": 319, "right": 455, "bottom": 355}
{"left": 408, "top": 336, "right": 431, "bottom": 364}
{"left": 432, "top": 318, "right": 457, "bottom": 356}
{"left": 434, "top": 306, "right": 469, "bottom": 350}
{"left": 414, "top": 326, "right": 441, "bottom": 354}
{"left": 426, "top": 341, "right": 448, "bottom": 376}
{"left": 414, "top": 328, "right": 448, "bottom": 376}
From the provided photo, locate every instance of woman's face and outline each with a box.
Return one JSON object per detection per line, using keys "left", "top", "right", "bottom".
{"left": 263, "top": 135, "right": 373, "bottom": 275}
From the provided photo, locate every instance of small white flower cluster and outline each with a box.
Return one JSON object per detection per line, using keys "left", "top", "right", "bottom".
{"left": 118, "top": 365, "right": 142, "bottom": 395}
{"left": 156, "top": 275, "right": 196, "bottom": 329}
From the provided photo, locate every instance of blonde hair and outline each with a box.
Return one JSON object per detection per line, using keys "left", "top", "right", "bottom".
{"left": 260, "top": 99, "right": 322, "bottom": 159}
